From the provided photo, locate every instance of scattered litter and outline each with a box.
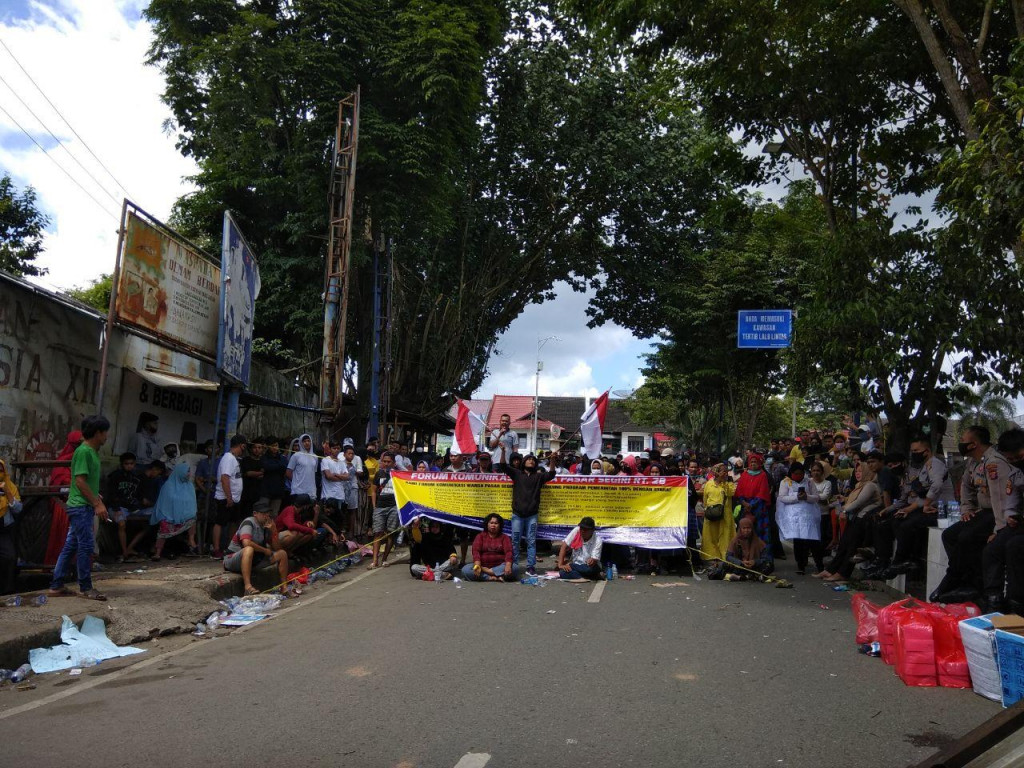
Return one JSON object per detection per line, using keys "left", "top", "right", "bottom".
{"left": 717, "top": 603, "right": 741, "bottom": 610}
{"left": 546, "top": 610, "right": 557, "bottom": 614}
{"left": 566, "top": 738, "right": 578, "bottom": 745}
{"left": 219, "top": 614, "right": 268, "bottom": 627}
{"left": 28, "top": 615, "right": 145, "bottom": 673}
{"left": 621, "top": 575, "right": 636, "bottom": 580}
{"left": 651, "top": 582, "right": 688, "bottom": 588}
{"left": 819, "top": 604, "right": 830, "bottom": 610}
{"left": 68, "top": 668, "right": 82, "bottom": 676}
{"left": 832, "top": 584, "right": 850, "bottom": 592}
{"left": 16, "top": 683, "right": 36, "bottom": 691}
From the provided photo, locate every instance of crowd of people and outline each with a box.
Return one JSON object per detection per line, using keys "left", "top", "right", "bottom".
{"left": 4, "top": 411, "right": 1023, "bottom": 613}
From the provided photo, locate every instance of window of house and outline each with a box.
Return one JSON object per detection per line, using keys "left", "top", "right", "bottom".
{"left": 627, "top": 435, "right": 645, "bottom": 452}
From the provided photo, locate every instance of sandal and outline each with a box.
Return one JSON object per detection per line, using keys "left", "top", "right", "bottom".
{"left": 150, "top": 555, "right": 162, "bottom": 562}
{"left": 244, "top": 586, "right": 260, "bottom": 596}
{"left": 78, "top": 589, "right": 107, "bottom": 601}
{"left": 47, "top": 587, "right": 73, "bottom": 597}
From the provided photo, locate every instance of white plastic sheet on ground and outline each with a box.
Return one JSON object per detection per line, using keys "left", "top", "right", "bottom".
{"left": 28, "top": 615, "right": 146, "bottom": 673}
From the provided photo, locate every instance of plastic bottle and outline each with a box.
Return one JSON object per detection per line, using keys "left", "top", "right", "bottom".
{"left": 11, "top": 663, "right": 32, "bottom": 682}
{"left": 0, "top": 669, "right": 12, "bottom": 681}
{"left": 4, "top": 595, "right": 22, "bottom": 607}
{"left": 937, "top": 500, "right": 947, "bottom": 525}
{"left": 858, "top": 642, "right": 882, "bottom": 657}
{"left": 611, "top": 564, "right": 618, "bottom": 580}
{"left": 520, "top": 576, "right": 541, "bottom": 586}
{"left": 949, "top": 501, "right": 961, "bottom": 524}
{"left": 434, "top": 563, "right": 442, "bottom": 583}
{"left": 79, "top": 657, "right": 98, "bottom": 668}
{"left": 32, "top": 595, "right": 47, "bottom": 607}
{"left": 606, "top": 562, "right": 613, "bottom": 581}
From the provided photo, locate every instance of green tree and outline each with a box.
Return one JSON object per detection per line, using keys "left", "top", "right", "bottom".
{"left": 0, "top": 173, "right": 49, "bottom": 277}
{"left": 950, "top": 380, "right": 1017, "bottom": 438}
{"left": 65, "top": 274, "right": 112, "bottom": 312}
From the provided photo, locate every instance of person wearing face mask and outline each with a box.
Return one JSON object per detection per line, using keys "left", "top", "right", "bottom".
{"left": 931, "top": 425, "right": 1012, "bottom": 603}
{"left": 127, "top": 412, "right": 161, "bottom": 463}
{"left": 497, "top": 444, "right": 557, "bottom": 577}
{"left": 590, "top": 458, "right": 604, "bottom": 475}
{"left": 735, "top": 453, "right": 772, "bottom": 548}
{"left": 701, "top": 463, "right": 736, "bottom": 562}
{"left": 816, "top": 463, "right": 882, "bottom": 582}
{"left": 777, "top": 462, "right": 820, "bottom": 575}
{"left": 979, "top": 428, "right": 1024, "bottom": 612}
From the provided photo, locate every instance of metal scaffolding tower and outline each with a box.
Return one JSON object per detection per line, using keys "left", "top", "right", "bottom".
{"left": 320, "top": 89, "right": 360, "bottom": 420}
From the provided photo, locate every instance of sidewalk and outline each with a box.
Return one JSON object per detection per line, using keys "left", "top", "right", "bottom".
{"left": 0, "top": 549, "right": 354, "bottom": 670}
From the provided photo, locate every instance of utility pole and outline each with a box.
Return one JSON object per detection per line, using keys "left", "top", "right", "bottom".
{"left": 532, "top": 336, "right": 558, "bottom": 453}
{"left": 320, "top": 88, "right": 360, "bottom": 423}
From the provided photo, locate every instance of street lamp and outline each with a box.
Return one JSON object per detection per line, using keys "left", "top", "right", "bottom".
{"left": 532, "top": 336, "right": 559, "bottom": 453}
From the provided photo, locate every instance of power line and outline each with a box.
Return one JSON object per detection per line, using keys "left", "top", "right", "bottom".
{"left": 0, "top": 35, "right": 135, "bottom": 201}
{"left": 0, "top": 73, "right": 122, "bottom": 207}
{"left": 0, "top": 102, "right": 121, "bottom": 221}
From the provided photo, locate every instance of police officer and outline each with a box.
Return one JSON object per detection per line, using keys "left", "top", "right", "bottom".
{"left": 932, "top": 425, "right": 1013, "bottom": 603}
{"left": 981, "top": 428, "right": 1024, "bottom": 612}
{"left": 883, "top": 436, "right": 954, "bottom": 577}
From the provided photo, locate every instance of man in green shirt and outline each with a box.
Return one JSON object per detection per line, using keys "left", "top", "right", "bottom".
{"left": 48, "top": 415, "right": 110, "bottom": 601}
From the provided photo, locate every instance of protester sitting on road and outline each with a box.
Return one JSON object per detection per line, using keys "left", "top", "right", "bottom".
{"left": 462, "top": 512, "right": 516, "bottom": 582}
{"left": 276, "top": 494, "right": 319, "bottom": 555}
{"left": 222, "top": 498, "right": 294, "bottom": 597}
{"left": 777, "top": 462, "right": 820, "bottom": 576}
{"left": 497, "top": 445, "right": 557, "bottom": 577}
{"left": 107, "top": 451, "right": 146, "bottom": 562}
{"left": 701, "top": 463, "right": 736, "bottom": 562}
{"left": 369, "top": 452, "right": 399, "bottom": 569}
{"left": 735, "top": 452, "right": 772, "bottom": 548}
{"left": 409, "top": 517, "right": 459, "bottom": 580}
{"left": 723, "top": 516, "right": 773, "bottom": 580}
{"left": 48, "top": 414, "right": 110, "bottom": 602}
{"left": 816, "top": 463, "right": 881, "bottom": 583}
{"left": 150, "top": 463, "right": 199, "bottom": 560}
{"left": 557, "top": 516, "right": 603, "bottom": 580}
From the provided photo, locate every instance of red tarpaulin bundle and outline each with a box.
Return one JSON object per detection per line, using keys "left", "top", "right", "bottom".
{"left": 852, "top": 593, "right": 882, "bottom": 645}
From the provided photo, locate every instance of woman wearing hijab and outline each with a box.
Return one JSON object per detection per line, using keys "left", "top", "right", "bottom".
{"left": 149, "top": 463, "right": 199, "bottom": 560}
{"left": 589, "top": 458, "right": 604, "bottom": 475}
{"left": 44, "top": 430, "right": 83, "bottom": 566}
{"left": 725, "top": 516, "right": 773, "bottom": 579}
{"left": 735, "top": 453, "right": 772, "bottom": 548}
{"left": 815, "top": 463, "right": 882, "bottom": 582}
{"left": 776, "top": 462, "right": 821, "bottom": 575}
{"left": 701, "top": 463, "right": 736, "bottom": 562}
{"left": 0, "top": 458, "right": 23, "bottom": 593}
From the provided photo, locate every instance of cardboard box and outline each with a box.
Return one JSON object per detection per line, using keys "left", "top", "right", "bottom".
{"left": 959, "top": 613, "right": 1003, "bottom": 702}
{"left": 993, "top": 613, "right": 1024, "bottom": 707}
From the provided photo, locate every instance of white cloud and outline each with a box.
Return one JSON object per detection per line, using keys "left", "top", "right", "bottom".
{"left": 0, "top": 0, "right": 197, "bottom": 291}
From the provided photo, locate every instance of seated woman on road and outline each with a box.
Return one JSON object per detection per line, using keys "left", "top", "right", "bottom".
{"left": 149, "top": 463, "right": 199, "bottom": 561}
{"left": 776, "top": 462, "right": 820, "bottom": 576}
{"left": 701, "top": 463, "right": 736, "bottom": 562}
{"left": 462, "top": 512, "right": 516, "bottom": 582}
{"left": 724, "top": 516, "right": 773, "bottom": 579}
{"left": 557, "top": 516, "right": 603, "bottom": 580}
{"left": 815, "top": 463, "right": 881, "bottom": 583}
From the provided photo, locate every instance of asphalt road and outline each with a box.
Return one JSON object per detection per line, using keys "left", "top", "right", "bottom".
{"left": 0, "top": 557, "right": 1000, "bottom": 768}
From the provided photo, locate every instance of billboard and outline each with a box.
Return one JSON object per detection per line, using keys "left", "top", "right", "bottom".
{"left": 737, "top": 309, "right": 793, "bottom": 349}
{"left": 218, "top": 212, "right": 261, "bottom": 386}
{"left": 114, "top": 209, "right": 220, "bottom": 358}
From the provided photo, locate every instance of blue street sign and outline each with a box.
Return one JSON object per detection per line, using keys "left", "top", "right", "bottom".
{"left": 737, "top": 310, "right": 792, "bottom": 349}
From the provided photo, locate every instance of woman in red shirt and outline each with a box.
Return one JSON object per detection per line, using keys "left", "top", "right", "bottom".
{"left": 462, "top": 513, "right": 516, "bottom": 581}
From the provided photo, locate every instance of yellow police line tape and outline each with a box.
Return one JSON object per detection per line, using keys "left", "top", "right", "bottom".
{"left": 684, "top": 545, "right": 792, "bottom": 588}
{"left": 259, "top": 526, "right": 404, "bottom": 595}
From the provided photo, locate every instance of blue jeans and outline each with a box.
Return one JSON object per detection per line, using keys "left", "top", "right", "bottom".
{"left": 51, "top": 505, "right": 95, "bottom": 592}
{"left": 559, "top": 562, "right": 602, "bottom": 580}
{"left": 461, "top": 562, "right": 519, "bottom": 581}
{"left": 511, "top": 514, "right": 538, "bottom": 570}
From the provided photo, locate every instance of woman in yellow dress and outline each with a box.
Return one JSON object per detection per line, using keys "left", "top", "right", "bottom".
{"left": 701, "top": 462, "right": 736, "bottom": 562}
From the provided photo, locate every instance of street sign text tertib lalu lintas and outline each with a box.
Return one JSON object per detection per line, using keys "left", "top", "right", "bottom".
{"left": 736, "top": 309, "right": 793, "bottom": 349}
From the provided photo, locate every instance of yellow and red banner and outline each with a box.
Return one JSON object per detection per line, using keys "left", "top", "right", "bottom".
{"left": 393, "top": 471, "right": 687, "bottom": 549}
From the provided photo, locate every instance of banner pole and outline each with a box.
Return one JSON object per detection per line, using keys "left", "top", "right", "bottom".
{"left": 96, "top": 198, "right": 128, "bottom": 411}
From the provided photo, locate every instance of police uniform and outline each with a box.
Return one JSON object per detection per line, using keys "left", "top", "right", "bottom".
{"left": 889, "top": 455, "right": 952, "bottom": 568}
{"left": 982, "top": 458, "right": 1024, "bottom": 608}
{"left": 938, "top": 447, "right": 1010, "bottom": 595}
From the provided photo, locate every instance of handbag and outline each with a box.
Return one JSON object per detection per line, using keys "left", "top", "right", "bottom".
{"left": 704, "top": 504, "right": 725, "bottom": 522}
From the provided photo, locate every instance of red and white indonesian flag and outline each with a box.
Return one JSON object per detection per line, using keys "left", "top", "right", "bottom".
{"left": 580, "top": 390, "right": 609, "bottom": 459}
{"left": 452, "top": 399, "right": 487, "bottom": 455}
